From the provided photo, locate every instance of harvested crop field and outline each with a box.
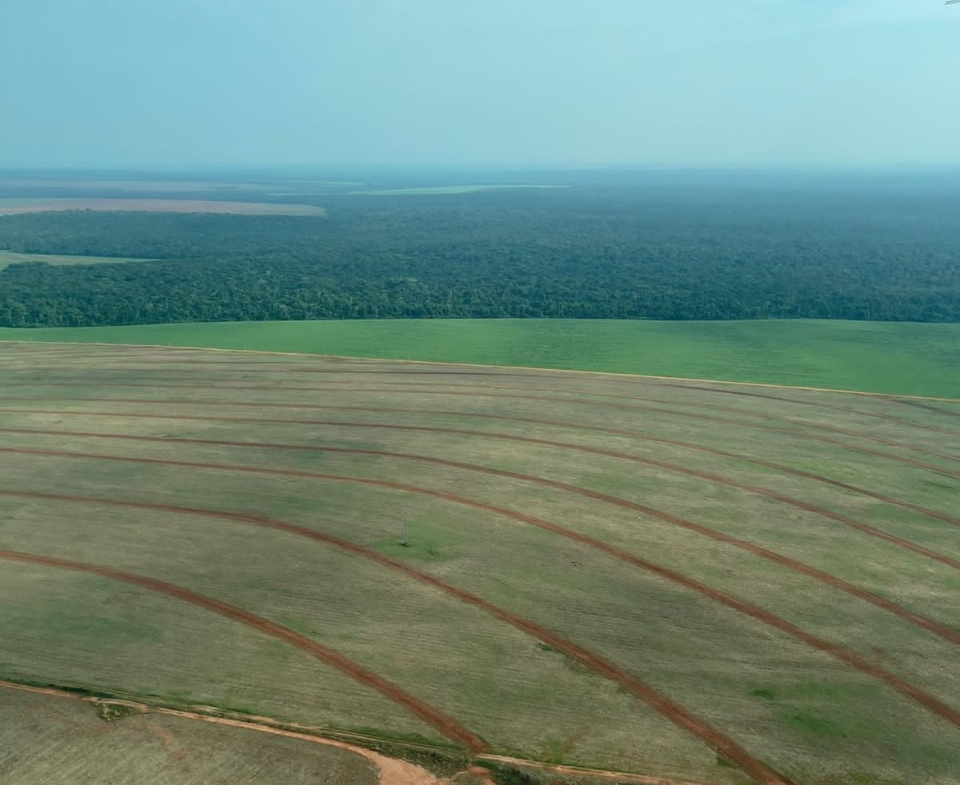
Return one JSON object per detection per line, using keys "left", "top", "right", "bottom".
{"left": 0, "top": 683, "right": 384, "bottom": 785}
{"left": 0, "top": 198, "right": 326, "bottom": 216}
{"left": 0, "top": 342, "right": 958, "bottom": 785}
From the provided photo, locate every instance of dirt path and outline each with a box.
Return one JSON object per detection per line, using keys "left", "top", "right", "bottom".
{"left": 3, "top": 431, "right": 957, "bottom": 645}
{"left": 0, "top": 548, "right": 791, "bottom": 784}
{"left": 4, "top": 386, "right": 957, "bottom": 471}
{"left": 33, "top": 367, "right": 960, "bottom": 436}
{"left": 0, "top": 548, "right": 483, "bottom": 750}
{"left": 0, "top": 680, "right": 441, "bottom": 785}
{"left": 4, "top": 419, "right": 957, "bottom": 575}
{"left": 3, "top": 478, "right": 959, "bottom": 732}
{"left": 3, "top": 402, "right": 956, "bottom": 530}
{"left": 0, "top": 680, "right": 712, "bottom": 785}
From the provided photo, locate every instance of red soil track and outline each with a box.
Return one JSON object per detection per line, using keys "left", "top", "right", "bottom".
{"left": 0, "top": 548, "right": 484, "bottom": 751}
{"left": 0, "top": 495, "right": 798, "bottom": 785}
{"left": 25, "top": 362, "right": 960, "bottom": 447}
{"left": 3, "top": 427, "right": 957, "bottom": 646}
{"left": 3, "top": 445, "right": 960, "bottom": 723}
{"left": 4, "top": 399, "right": 956, "bottom": 529}
{"left": 4, "top": 487, "right": 958, "bottom": 730}
{"left": 3, "top": 388, "right": 957, "bottom": 471}
{"left": 3, "top": 416, "right": 957, "bottom": 574}
{"left": 894, "top": 398, "right": 960, "bottom": 421}
{"left": 657, "top": 382, "right": 960, "bottom": 433}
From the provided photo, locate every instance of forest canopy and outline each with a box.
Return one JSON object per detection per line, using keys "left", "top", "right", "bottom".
{"left": 1, "top": 185, "right": 958, "bottom": 327}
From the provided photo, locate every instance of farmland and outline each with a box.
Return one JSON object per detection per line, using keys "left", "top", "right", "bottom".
{"left": 0, "top": 684, "right": 381, "bottom": 785}
{"left": 0, "top": 342, "right": 958, "bottom": 785}
{"left": 0, "top": 250, "right": 154, "bottom": 270}
{"left": 0, "top": 198, "right": 326, "bottom": 216}
{"left": 2, "top": 318, "right": 960, "bottom": 396}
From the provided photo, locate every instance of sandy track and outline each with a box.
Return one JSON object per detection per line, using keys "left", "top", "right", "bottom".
{"left": 3, "top": 388, "right": 957, "bottom": 470}
{"left": 0, "top": 503, "right": 798, "bottom": 785}
{"left": 0, "top": 548, "right": 483, "bottom": 750}
{"left": 4, "top": 399, "right": 955, "bottom": 529}
{"left": 0, "top": 680, "right": 712, "bottom": 785}
{"left": 0, "top": 681, "right": 443, "bottom": 785}
{"left": 0, "top": 422, "right": 960, "bottom": 644}
{"left": 3, "top": 416, "right": 956, "bottom": 573}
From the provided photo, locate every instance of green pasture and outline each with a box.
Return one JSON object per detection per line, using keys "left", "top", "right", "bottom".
{"left": 3, "top": 318, "right": 960, "bottom": 397}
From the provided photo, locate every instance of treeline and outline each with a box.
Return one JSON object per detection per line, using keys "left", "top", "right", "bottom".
{"left": 1, "top": 187, "right": 959, "bottom": 326}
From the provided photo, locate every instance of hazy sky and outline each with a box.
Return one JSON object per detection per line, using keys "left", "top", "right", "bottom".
{"left": 2, "top": 0, "right": 959, "bottom": 168}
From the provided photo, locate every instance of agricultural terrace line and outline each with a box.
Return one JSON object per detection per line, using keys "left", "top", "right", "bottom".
{"left": 2, "top": 414, "right": 955, "bottom": 571}
{"left": 3, "top": 427, "right": 957, "bottom": 645}
{"left": 3, "top": 387, "right": 956, "bottom": 476}
{"left": 6, "top": 378, "right": 958, "bottom": 464}
{"left": 4, "top": 452, "right": 960, "bottom": 733}
{"left": 0, "top": 522, "right": 795, "bottom": 784}
{"left": 3, "top": 399, "right": 955, "bottom": 528}
{"left": 2, "top": 488, "right": 957, "bottom": 729}
{"left": 0, "top": 548, "right": 482, "bottom": 749}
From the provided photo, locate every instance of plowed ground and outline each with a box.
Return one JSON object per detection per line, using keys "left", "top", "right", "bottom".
{"left": 1, "top": 343, "right": 958, "bottom": 785}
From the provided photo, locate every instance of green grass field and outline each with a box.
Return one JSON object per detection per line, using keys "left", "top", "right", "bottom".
{"left": 0, "top": 344, "right": 958, "bottom": 785}
{"left": 3, "top": 318, "right": 960, "bottom": 397}
{"left": 0, "top": 250, "right": 154, "bottom": 270}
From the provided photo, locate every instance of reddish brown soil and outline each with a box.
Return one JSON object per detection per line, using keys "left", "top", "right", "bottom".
{"left": 4, "top": 425, "right": 956, "bottom": 646}
{"left": 3, "top": 387, "right": 957, "bottom": 469}
{"left": 0, "top": 546, "right": 791, "bottom": 783}
{"left": 894, "top": 398, "right": 960, "bottom": 420}
{"left": 2, "top": 417, "right": 956, "bottom": 574}
{"left": 19, "top": 363, "right": 959, "bottom": 450}
{"left": 3, "top": 455, "right": 960, "bottom": 734}
{"left": 0, "top": 548, "right": 483, "bottom": 750}
{"left": 4, "top": 397, "right": 955, "bottom": 529}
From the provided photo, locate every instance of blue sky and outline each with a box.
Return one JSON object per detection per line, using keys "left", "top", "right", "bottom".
{"left": 2, "top": 0, "right": 958, "bottom": 168}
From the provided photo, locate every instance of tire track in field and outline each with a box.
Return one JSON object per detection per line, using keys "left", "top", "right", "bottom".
{"left": 894, "top": 398, "right": 960, "bottom": 421}
{"left": 0, "top": 437, "right": 960, "bottom": 645}
{"left": 3, "top": 388, "right": 957, "bottom": 469}
{"left": 6, "top": 402, "right": 956, "bottom": 529}
{"left": 0, "top": 548, "right": 485, "bottom": 751}
{"left": 0, "top": 404, "right": 960, "bottom": 526}
{"left": 657, "top": 382, "right": 959, "bottom": 433}
{"left": 16, "top": 375, "right": 960, "bottom": 454}
{"left": 22, "top": 370, "right": 960, "bottom": 454}
{"left": 0, "top": 497, "right": 797, "bottom": 785}
{"left": 4, "top": 414, "right": 958, "bottom": 573}
{"left": 3, "top": 433, "right": 960, "bottom": 698}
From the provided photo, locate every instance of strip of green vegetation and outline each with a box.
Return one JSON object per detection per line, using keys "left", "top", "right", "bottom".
{"left": 2, "top": 318, "right": 959, "bottom": 397}
{"left": 350, "top": 185, "right": 566, "bottom": 195}
{"left": 0, "top": 250, "right": 154, "bottom": 269}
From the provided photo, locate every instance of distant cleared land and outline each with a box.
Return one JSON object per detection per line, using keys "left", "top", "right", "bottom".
{"left": 3, "top": 318, "right": 960, "bottom": 397}
{"left": 350, "top": 185, "right": 567, "bottom": 195}
{"left": 0, "top": 198, "right": 326, "bottom": 216}
{"left": 0, "top": 250, "right": 153, "bottom": 270}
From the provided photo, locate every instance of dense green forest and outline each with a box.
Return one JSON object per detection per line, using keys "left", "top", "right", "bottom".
{"left": 1, "top": 183, "right": 959, "bottom": 327}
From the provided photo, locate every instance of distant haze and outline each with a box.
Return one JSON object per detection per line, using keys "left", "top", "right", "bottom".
{"left": 2, "top": 0, "right": 959, "bottom": 168}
